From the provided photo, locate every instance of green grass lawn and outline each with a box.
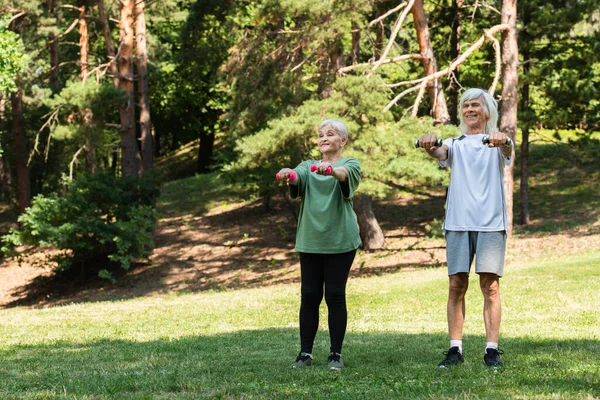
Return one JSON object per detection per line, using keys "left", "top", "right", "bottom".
{"left": 1, "top": 249, "right": 598, "bottom": 399}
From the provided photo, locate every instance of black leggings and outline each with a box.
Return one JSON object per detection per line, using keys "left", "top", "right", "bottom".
{"left": 298, "top": 250, "right": 356, "bottom": 354}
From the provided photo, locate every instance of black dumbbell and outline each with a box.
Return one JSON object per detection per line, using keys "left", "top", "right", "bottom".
{"left": 414, "top": 138, "right": 443, "bottom": 148}
{"left": 482, "top": 135, "right": 512, "bottom": 146}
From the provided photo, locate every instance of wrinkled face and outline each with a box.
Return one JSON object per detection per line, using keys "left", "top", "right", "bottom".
{"left": 461, "top": 96, "right": 488, "bottom": 133}
{"left": 318, "top": 125, "right": 346, "bottom": 154}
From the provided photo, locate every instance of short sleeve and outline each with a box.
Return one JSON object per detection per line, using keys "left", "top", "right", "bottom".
{"left": 438, "top": 138, "right": 453, "bottom": 168}
{"left": 499, "top": 145, "right": 513, "bottom": 166}
{"left": 289, "top": 160, "right": 312, "bottom": 199}
{"left": 341, "top": 158, "right": 361, "bottom": 199}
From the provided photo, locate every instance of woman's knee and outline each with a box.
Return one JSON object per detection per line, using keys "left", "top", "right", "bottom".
{"left": 301, "top": 286, "right": 323, "bottom": 306}
{"left": 324, "top": 289, "right": 346, "bottom": 306}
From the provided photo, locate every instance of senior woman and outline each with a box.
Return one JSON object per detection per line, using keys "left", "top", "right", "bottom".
{"left": 276, "top": 119, "right": 361, "bottom": 371}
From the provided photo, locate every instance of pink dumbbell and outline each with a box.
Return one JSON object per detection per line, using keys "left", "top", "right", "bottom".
{"left": 310, "top": 164, "right": 332, "bottom": 175}
{"left": 276, "top": 171, "right": 297, "bottom": 181}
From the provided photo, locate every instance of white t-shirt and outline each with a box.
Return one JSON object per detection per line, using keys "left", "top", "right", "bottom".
{"left": 439, "top": 133, "right": 513, "bottom": 232}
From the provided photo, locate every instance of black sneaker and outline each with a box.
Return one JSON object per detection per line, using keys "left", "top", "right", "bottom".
{"left": 438, "top": 346, "right": 464, "bottom": 368}
{"left": 327, "top": 352, "right": 344, "bottom": 370}
{"left": 484, "top": 348, "right": 504, "bottom": 368}
{"left": 292, "top": 352, "right": 314, "bottom": 368}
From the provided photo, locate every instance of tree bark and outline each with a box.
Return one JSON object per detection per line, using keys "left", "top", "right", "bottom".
{"left": 0, "top": 96, "right": 15, "bottom": 203}
{"left": 500, "top": 0, "right": 518, "bottom": 235}
{"left": 353, "top": 193, "right": 385, "bottom": 250}
{"left": 135, "top": 0, "right": 153, "bottom": 174}
{"left": 118, "top": 0, "right": 140, "bottom": 176}
{"left": 448, "top": 0, "right": 463, "bottom": 125}
{"left": 374, "top": 10, "right": 384, "bottom": 60}
{"left": 11, "top": 89, "right": 30, "bottom": 214}
{"left": 78, "top": 1, "right": 89, "bottom": 79}
{"left": 411, "top": 0, "right": 450, "bottom": 124}
{"left": 351, "top": 21, "right": 360, "bottom": 65}
{"left": 197, "top": 132, "right": 215, "bottom": 173}
{"left": 519, "top": 6, "right": 532, "bottom": 225}
{"left": 77, "top": 0, "right": 96, "bottom": 173}
{"left": 49, "top": 0, "right": 60, "bottom": 92}
{"left": 97, "top": 0, "right": 119, "bottom": 87}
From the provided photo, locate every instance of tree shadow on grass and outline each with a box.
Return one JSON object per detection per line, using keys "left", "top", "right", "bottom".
{"left": 2, "top": 194, "right": 448, "bottom": 309}
{"left": 513, "top": 140, "right": 600, "bottom": 236}
{"left": 1, "top": 330, "right": 598, "bottom": 399}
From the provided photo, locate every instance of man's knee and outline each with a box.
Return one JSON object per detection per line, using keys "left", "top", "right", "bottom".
{"left": 479, "top": 274, "right": 500, "bottom": 298}
{"left": 449, "top": 274, "right": 469, "bottom": 296}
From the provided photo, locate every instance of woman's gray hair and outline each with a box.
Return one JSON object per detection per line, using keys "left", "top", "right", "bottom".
{"left": 318, "top": 119, "right": 349, "bottom": 140}
{"left": 458, "top": 88, "right": 499, "bottom": 135}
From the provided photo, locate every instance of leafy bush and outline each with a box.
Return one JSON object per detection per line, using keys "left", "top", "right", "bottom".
{"left": 1, "top": 171, "right": 159, "bottom": 277}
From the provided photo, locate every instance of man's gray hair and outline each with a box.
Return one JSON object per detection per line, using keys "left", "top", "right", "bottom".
{"left": 318, "top": 119, "right": 349, "bottom": 140}
{"left": 458, "top": 88, "right": 499, "bottom": 135}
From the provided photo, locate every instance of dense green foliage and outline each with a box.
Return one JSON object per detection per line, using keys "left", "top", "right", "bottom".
{"left": 2, "top": 171, "right": 158, "bottom": 275}
{"left": 1, "top": 0, "right": 598, "bottom": 198}
{"left": 0, "top": 16, "right": 27, "bottom": 94}
{"left": 227, "top": 75, "right": 454, "bottom": 199}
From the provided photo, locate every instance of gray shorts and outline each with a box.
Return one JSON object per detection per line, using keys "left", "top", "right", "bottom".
{"left": 445, "top": 231, "right": 506, "bottom": 277}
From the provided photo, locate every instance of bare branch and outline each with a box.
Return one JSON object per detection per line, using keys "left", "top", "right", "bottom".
{"left": 290, "top": 50, "right": 315, "bottom": 73}
{"left": 368, "top": 2, "right": 408, "bottom": 28}
{"left": 485, "top": 30, "right": 501, "bottom": 94}
{"left": 373, "top": 0, "right": 416, "bottom": 71}
{"left": 82, "top": 61, "right": 114, "bottom": 84}
{"left": 69, "top": 146, "right": 86, "bottom": 180}
{"left": 59, "top": 4, "right": 83, "bottom": 12}
{"left": 8, "top": 11, "right": 27, "bottom": 24}
{"left": 411, "top": 81, "right": 428, "bottom": 116}
{"left": 384, "top": 24, "right": 509, "bottom": 112}
{"left": 28, "top": 106, "right": 62, "bottom": 166}
{"left": 338, "top": 54, "right": 423, "bottom": 74}
{"left": 383, "top": 85, "right": 422, "bottom": 112}
{"left": 48, "top": 16, "right": 80, "bottom": 44}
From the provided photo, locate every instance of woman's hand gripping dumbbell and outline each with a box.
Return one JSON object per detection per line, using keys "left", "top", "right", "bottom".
{"left": 276, "top": 169, "right": 297, "bottom": 182}
{"left": 310, "top": 163, "right": 333, "bottom": 175}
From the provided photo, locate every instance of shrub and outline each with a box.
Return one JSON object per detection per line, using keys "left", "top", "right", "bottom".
{"left": 1, "top": 171, "right": 159, "bottom": 278}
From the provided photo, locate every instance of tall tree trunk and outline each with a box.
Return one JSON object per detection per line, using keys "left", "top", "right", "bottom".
{"left": 196, "top": 132, "right": 215, "bottom": 173}
{"left": 78, "top": 0, "right": 96, "bottom": 173}
{"left": 411, "top": 0, "right": 450, "bottom": 124}
{"left": 351, "top": 21, "right": 360, "bottom": 65}
{"left": 11, "top": 89, "right": 30, "bottom": 214}
{"left": 135, "top": 0, "right": 153, "bottom": 174}
{"left": 0, "top": 96, "right": 15, "bottom": 203}
{"left": 49, "top": 0, "right": 60, "bottom": 92}
{"left": 519, "top": 6, "right": 532, "bottom": 225}
{"left": 118, "top": 0, "right": 140, "bottom": 176}
{"left": 500, "top": 0, "right": 518, "bottom": 235}
{"left": 374, "top": 10, "right": 384, "bottom": 60}
{"left": 448, "top": 0, "right": 463, "bottom": 125}
{"left": 353, "top": 194, "right": 385, "bottom": 250}
{"left": 97, "top": 0, "right": 119, "bottom": 87}
{"left": 78, "top": 2, "right": 89, "bottom": 79}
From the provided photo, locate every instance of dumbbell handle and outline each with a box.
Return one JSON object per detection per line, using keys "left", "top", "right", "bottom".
{"left": 310, "top": 164, "right": 333, "bottom": 175}
{"left": 275, "top": 171, "right": 297, "bottom": 181}
{"left": 414, "top": 138, "right": 443, "bottom": 148}
{"left": 482, "top": 135, "right": 512, "bottom": 146}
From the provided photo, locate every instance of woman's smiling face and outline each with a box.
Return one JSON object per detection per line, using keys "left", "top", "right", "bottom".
{"left": 318, "top": 125, "right": 346, "bottom": 154}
